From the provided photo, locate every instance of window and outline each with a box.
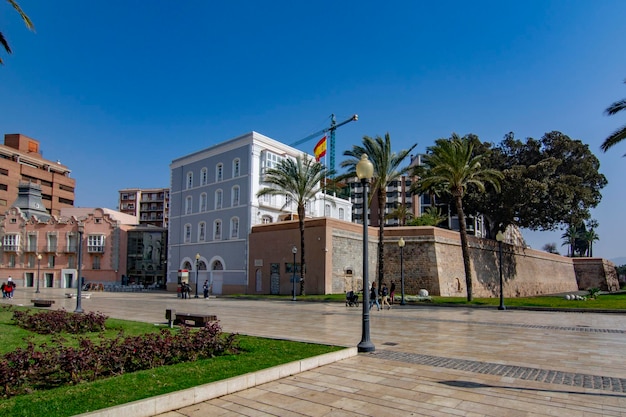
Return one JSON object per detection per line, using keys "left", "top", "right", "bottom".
{"left": 93, "top": 256, "right": 101, "bottom": 270}
{"left": 184, "top": 224, "right": 191, "bottom": 243}
{"left": 201, "top": 168, "right": 208, "bottom": 186}
{"left": 214, "top": 220, "right": 222, "bottom": 240}
{"left": 199, "top": 222, "right": 206, "bottom": 241}
{"left": 185, "top": 196, "right": 192, "bottom": 214}
{"left": 215, "top": 189, "right": 223, "bottom": 210}
{"left": 230, "top": 217, "right": 239, "bottom": 239}
{"left": 262, "top": 215, "right": 272, "bottom": 224}
{"left": 68, "top": 255, "right": 75, "bottom": 269}
{"left": 232, "top": 186, "right": 240, "bottom": 206}
{"left": 233, "top": 158, "right": 240, "bottom": 177}
{"left": 8, "top": 254, "right": 15, "bottom": 268}
{"left": 339, "top": 208, "right": 345, "bottom": 220}
{"left": 3, "top": 234, "right": 19, "bottom": 251}
{"left": 47, "top": 254, "right": 55, "bottom": 268}
{"left": 285, "top": 195, "right": 292, "bottom": 207}
{"left": 87, "top": 235, "right": 105, "bottom": 253}
{"left": 262, "top": 151, "right": 284, "bottom": 174}
{"left": 27, "top": 234, "right": 37, "bottom": 252}
{"left": 47, "top": 233, "right": 57, "bottom": 252}
{"left": 200, "top": 193, "right": 207, "bottom": 212}
{"left": 325, "top": 204, "right": 331, "bottom": 217}
{"left": 186, "top": 172, "right": 193, "bottom": 189}
{"left": 28, "top": 254, "right": 35, "bottom": 268}
{"left": 216, "top": 163, "right": 223, "bottom": 182}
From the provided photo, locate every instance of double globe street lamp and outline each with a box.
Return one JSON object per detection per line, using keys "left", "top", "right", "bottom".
{"left": 356, "top": 154, "right": 375, "bottom": 353}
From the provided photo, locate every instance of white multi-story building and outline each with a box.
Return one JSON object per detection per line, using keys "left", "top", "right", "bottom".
{"left": 167, "top": 131, "right": 351, "bottom": 294}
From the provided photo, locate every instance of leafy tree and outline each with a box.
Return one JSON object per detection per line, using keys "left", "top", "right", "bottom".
{"left": 600, "top": 79, "right": 626, "bottom": 154}
{"left": 341, "top": 133, "right": 416, "bottom": 289}
{"left": 463, "top": 131, "right": 607, "bottom": 239}
{"left": 257, "top": 154, "right": 331, "bottom": 295}
{"left": 412, "top": 134, "right": 503, "bottom": 301}
{"left": 541, "top": 243, "right": 559, "bottom": 254}
{"left": 385, "top": 203, "right": 414, "bottom": 226}
{"left": 1, "top": 0, "right": 34, "bottom": 65}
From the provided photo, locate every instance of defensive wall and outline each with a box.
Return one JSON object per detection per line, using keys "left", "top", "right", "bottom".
{"left": 248, "top": 219, "right": 617, "bottom": 296}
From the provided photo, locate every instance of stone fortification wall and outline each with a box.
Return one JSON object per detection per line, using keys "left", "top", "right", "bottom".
{"left": 383, "top": 227, "right": 579, "bottom": 298}
{"left": 572, "top": 258, "right": 619, "bottom": 292}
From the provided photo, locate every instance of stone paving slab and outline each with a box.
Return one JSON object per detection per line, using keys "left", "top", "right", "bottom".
{"left": 4, "top": 288, "right": 626, "bottom": 416}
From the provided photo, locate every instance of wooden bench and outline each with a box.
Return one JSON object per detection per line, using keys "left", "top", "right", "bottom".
{"left": 31, "top": 299, "right": 55, "bottom": 307}
{"left": 173, "top": 312, "right": 217, "bottom": 327}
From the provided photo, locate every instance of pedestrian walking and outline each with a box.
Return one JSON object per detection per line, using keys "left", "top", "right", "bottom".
{"left": 381, "top": 282, "right": 391, "bottom": 310}
{"left": 390, "top": 281, "right": 396, "bottom": 304}
{"left": 203, "top": 280, "right": 210, "bottom": 298}
{"left": 369, "top": 281, "right": 380, "bottom": 311}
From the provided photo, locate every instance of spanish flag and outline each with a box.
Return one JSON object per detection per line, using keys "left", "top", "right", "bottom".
{"left": 314, "top": 136, "right": 327, "bottom": 162}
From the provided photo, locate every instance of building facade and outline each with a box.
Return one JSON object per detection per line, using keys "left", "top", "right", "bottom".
{"left": 0, "top": 133, "right": 75, "bottom": 216}
{"left": 119, "top": 188, "right": 169, "bottom": 227}
{"left": 167, "top": 131, "right": 352, "bottom": 294}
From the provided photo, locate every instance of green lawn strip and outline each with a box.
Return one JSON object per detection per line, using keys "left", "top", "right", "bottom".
{"left": 0, "top": 335, "right": 341, "bottom": 417}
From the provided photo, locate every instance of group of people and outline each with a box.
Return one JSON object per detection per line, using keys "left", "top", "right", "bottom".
{"left": 1, "top": 277, "right": 16, "bottom": 299}
{"left": 177, "top": 280, "right": 212, "bottom": 299}
{"left": 369, "top": 280, "right": 396, "bottom": 311}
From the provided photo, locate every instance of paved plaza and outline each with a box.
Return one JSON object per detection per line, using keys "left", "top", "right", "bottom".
{"left": 5, "top": 287, "right": 626, "bottom": 416}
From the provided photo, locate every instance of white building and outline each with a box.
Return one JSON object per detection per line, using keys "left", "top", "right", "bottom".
{"left": 167, "top": 131, "right": 351, "bottom": 294}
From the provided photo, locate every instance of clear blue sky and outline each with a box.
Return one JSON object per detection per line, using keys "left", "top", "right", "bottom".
{"left": 1, "top": 1, "right": 625, "bottom": 261}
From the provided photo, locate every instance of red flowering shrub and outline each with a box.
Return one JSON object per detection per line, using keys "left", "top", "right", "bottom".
{"left": 12, "top": 309, "right": 107, "bottom": 334}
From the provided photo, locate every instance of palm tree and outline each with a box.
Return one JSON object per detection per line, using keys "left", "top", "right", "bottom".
{"left": 1, "top": 0, "right": 34, "bottom": 65}
{"left": 257, "top": 154, "right": 331, "bottom": 295}
{"left": 600, "top": 79, "right": 626, "bottom": 154}
{"left": 385, "top": 203, "right": 414, "bottom": 226}
{"left": 582, "top": 229, "right": 599, "bottom": 257}
{"left": 414, "top": 135, "right": 503, "bottom": 301}
{"left": 561, "top": 225, "right": 579, "bottom": 257}
{"left": 341, "top": 133, "right": 417, "bottom": 289}
{"left": 407, "top": 206, "right": 448, "bottom": 227}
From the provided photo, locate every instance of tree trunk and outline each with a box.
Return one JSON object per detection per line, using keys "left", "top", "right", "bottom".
{"left": 454, "top": 193, "right": 473, "bottom": 301}
{"left": 377, "top": 189, "right": 386, "bottom": 290}
{"left": 298, "top": 204, "right": 306, "bottom": 296}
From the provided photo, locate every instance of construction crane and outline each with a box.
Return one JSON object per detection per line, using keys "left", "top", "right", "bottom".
{"left": 290, "top": 114, "right": 358, "bottom": 174}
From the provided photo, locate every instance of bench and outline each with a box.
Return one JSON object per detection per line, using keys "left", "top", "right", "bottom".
{"left": 31, "top": 299, "right": 55, "bottom": 307}
{"left": 168, "top": 310, "right": 217, "bottom": 327}
{"left": 65, "top": 293, "right": 92, "bottom": 299}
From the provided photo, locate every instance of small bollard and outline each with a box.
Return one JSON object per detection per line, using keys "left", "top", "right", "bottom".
{"left": 165, "top": 309, "right": 176, "bottom": 328}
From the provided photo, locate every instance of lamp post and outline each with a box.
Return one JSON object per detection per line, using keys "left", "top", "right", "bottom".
{"left": 495, "top": 230, "right": 506, "bottom": 311}
{"left": 195, "top": 253, "right": 200, "bottom": 298}
{"left": 36, "top": 254, "right": 42, "bottom": 293}
{"left": 398, "top": 237, "right": 406, "bottom": 305}
{"left": 291, "top": 246, "right": 297, "bottom": 301}
{"left": 356, "top": 154, "right": 375, "bottom": 353}
{"left": 74, "top": 223, "right": 84, "bottom": 313}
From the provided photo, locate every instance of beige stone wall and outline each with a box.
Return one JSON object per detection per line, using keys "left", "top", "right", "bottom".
{"left": 572, "top": 258, "right": 619, "bottom": 292}
{"left": 384, "top": 227, "right": 579, "bottom": 298}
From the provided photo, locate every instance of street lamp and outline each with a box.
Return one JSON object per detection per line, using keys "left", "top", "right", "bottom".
{"left": 195, "top": 253, "right": 200, "bottom": 298}
{"left": 495, "top": 230, "right": 506, "bottom": 311}
{"left": 291, "top": 246, "right": 297, "bottom": 301}
{"left": 75, "top": 223, "right": 84, "bottom": 313}
{"left": 36, "top": 254, "right": 42, "bottom": 293}
{"left": 356, "top": 154, "right": 375, "bottom": 353}
{"left": 398, "top": 237, "right": 406, "bottom": 305}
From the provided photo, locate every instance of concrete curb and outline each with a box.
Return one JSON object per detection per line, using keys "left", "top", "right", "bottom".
{"left": 76, "top": 347, "right": 358, "bottom": 417}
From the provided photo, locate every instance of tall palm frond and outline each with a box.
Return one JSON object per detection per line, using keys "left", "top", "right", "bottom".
{"left": 1, "top": 0, "right": 35, "bottom": 64}
{"left": 417, "top": 134, "right": 503, "bottom": 301}
{"left": 600, "top": 79, "right": 626, "bottom": 154}
{"left": 257, "top": 154, "right": 331, "bottom": 295}
{"left": 341, "top": 133, "right": 417, "bottom": 288}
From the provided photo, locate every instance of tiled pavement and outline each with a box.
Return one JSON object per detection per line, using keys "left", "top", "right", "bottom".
{"left": 6, "top": 288, "right": 626, "bottom": 416}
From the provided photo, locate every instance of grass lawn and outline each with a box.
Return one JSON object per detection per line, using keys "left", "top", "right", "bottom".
{"left": 0, "top": 307, "right": 342, "bottom": 417}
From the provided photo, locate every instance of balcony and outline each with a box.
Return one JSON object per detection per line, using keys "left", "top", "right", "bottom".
{"left": 87, "top": 245, "right": 105, "bottom": 253}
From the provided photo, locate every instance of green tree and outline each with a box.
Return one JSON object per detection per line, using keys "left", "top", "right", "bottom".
{"left": 407, "top": 206, "right": 448, "bottom": 227}
{"left": 385, "top": 203, "right": 414, "bottom": 226}
{"left": 257, "top": 154, "right": 331, "bottom": 295}
{"left": 600, "top": 79, "right": 626, "bottom": 154}
{"left": 561, "top": 225, "right": 580, "bottom": 257}
{"left": 463, "top": 131, "right": 607, "bottom": 238}
{"left": 581, "top": 229, "right": 599, "bottom": 257}
{"left": 541, "top": 243, "right": 559, "bottom": 254}
{"left": 1, "top": 0, "right": 34, "bottom": 65}
{"left": 341, "top": 133, "right": 417, "bottom": 289}
{"left": 413, "top": 134, "right": 503, "bottom": 301}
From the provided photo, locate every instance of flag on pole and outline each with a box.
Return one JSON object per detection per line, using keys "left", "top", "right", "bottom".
{"left": 314, "top": 136, "right": 327, "bottom": 162}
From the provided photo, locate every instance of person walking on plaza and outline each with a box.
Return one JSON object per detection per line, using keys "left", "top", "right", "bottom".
{"left": 6, "top": 277, "right": 15, "bottom": 299}
{"left": 381, "top": 282, "right": 391, "bottom": 310}
{"left": 369, "top": 281, "right": 380, "bottom": 311}
{"left": 389, "top": 281, "right": 396, "bottom": 305}
{"left": 203, "top": 280, "right": 210, "bottom": 298}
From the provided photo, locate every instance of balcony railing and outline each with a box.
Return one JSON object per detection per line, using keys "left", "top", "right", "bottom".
{"left": 87, "top": 245, "right": 105, "bottom": 253}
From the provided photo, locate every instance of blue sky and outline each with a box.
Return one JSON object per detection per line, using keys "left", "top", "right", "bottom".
{"left": 1, "top": 1, "right": 625, "bottom": 261}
